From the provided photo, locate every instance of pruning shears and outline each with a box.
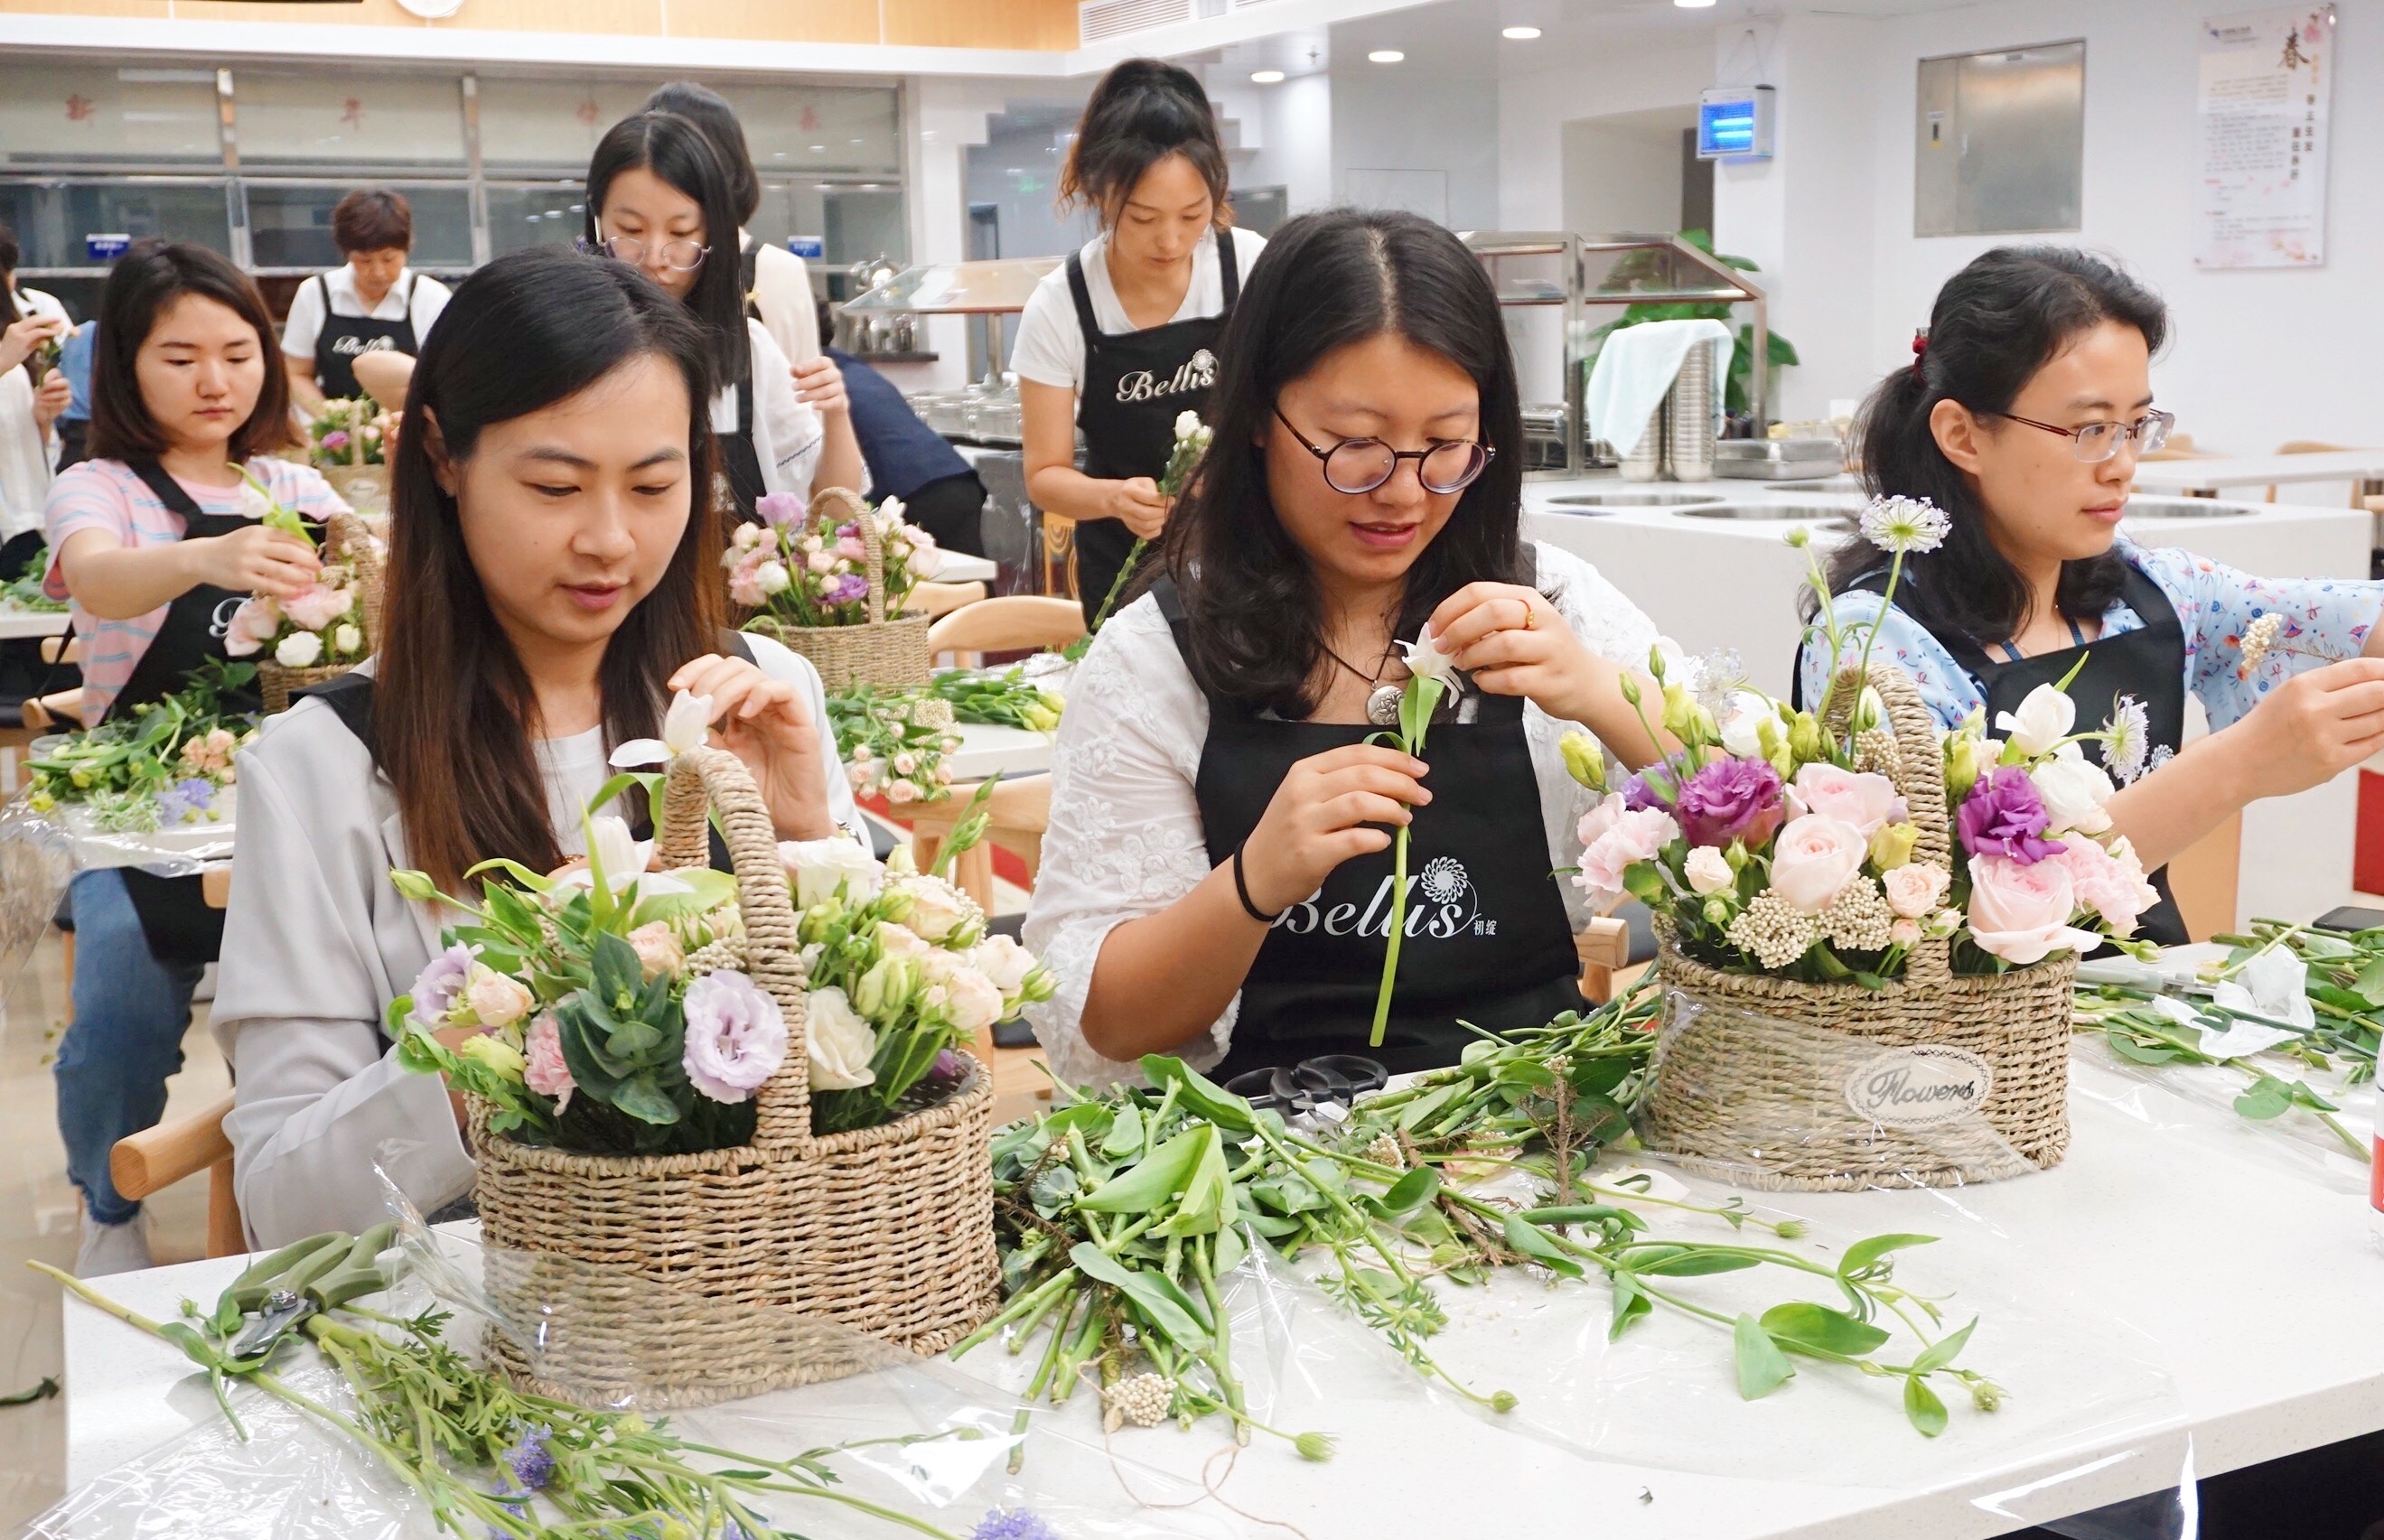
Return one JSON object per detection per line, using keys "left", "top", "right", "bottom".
{"left": 216, "top": 1223, "right": 398, "bottom": 1363}
{"left": 1224, "top": 1054, "right": 1388, "bottom": 1116}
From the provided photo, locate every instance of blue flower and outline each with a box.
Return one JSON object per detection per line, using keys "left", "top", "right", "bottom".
{"left": 969, "top": 1510, "right": 1061, "bottom": 1540}
{"left": 504, "top": 1424, "right": 555, "bottom": 1490}
{"left": 157, "top": 777, "right": 217, "bottom": 824}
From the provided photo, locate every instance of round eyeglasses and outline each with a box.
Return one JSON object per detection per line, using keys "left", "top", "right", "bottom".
{"left": 583, "top": 235, "right": 711, "bottom": 274}
{"left": 1994, "top": 408, "right": 2175, "bottom": 464}
{"left": 1274, "top": 407, "right": 1493, "bottom": 496}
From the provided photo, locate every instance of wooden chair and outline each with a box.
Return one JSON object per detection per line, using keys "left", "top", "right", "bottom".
{"left": 1039, "top": 512, "right": 1080, "bottom": 600}
{"left": 40, "top": 634, "right": 79, "bottom": 666}
{"left": 106, "top": 863, "right": 245, "bottom": 1257}
{"left": 925, "top": 594, "right": 1084, "bottom": 667}
{"left": 912, "top": 580, "right": 987, "bottom": 621}
{"left": 1575, "top": 915, "right": 1634, "bottom": 1003}
{"left": 20, "top": 688, "right": 83, "bottom": 732}
{"left": 909, "top": 774, "right": 1051, "bottom": 917}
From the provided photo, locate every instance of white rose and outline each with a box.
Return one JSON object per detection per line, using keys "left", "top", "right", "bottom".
{"left": 1995, "top": 682, "right": 2076, "bottom": 758}
{"left": 332, "top": 622, "right": 363, "bottom": 657}
{"left": 756, "top": 560, "right": 791, "bottom": 595}
{"left": 1684, "top": 845, "right": 1735, "bottom": 896}
{"left": 780, "top": 837, "right": 883, "bottom": 909}
{"left": 1718, "top": 689, "right": 1772, "bottom": 759}
{"left": 943, "top": 966, "right": 1005, "bottom": 1035}
{"left": 804, "top": 985, "right": 878, "bottom": 1090}
{"left": 733, "top": 523, "right": 767, "bottom": 550}
{"left": 274, "top": 630, "right": 324, "bottom": 668}
{"left": 898, "top": 875, "right": 972, "bottom": 940}
{"left": 970, "top": 934, "right": 1037, "bottom": 994}
{"left": 2029, "top": 751, "right": 2115, "bottom": 835}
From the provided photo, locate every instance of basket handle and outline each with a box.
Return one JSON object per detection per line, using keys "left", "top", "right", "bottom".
{"left": 323, "top": 509, "right": 385, "bottom": 652}
{"left": 1824, "top": 662, "right": 1954, "bottom": 987}
{"left": 808, "top": 486, "right": 882, "bottom": 623}
{"left": 656, "top": 744, "right": 814, "bottom": 1144}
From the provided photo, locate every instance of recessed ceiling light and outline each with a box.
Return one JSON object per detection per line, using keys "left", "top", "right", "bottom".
{"left": 1368, "top": 49, "right": 1404, "bottom": 62}
{"left": 1673, "top": 0, "right": 1716, "bottom": 7}
{"left": 1250, "top": 69, "right": 1285, "bottom": 83}
{"left": 1501, "top": 25, "right": 1540, "bottom": 39}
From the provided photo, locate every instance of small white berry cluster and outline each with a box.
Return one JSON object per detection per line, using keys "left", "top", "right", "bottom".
{"left": 1101, "top": 1372, "right": 1174, "bottom": 1429}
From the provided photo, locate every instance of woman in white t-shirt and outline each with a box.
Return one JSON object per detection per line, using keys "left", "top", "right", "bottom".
{"left": 583, "top": 111, "right": 862, "bottom": 525}
{"left": 279, "top": 189, "right": 452, "bottom": 411}
{"left": 1013, "top": 59, "right": 1267, "bottom": 628}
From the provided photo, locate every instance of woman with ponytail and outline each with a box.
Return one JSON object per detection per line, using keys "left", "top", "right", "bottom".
{"left": 1799, "top": 245, "right": 2384, "bottom": 943}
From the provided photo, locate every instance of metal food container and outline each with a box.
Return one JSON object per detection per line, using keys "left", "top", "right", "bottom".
{"left": 1714, "top": 438, "right": 1845, "bottom": 481}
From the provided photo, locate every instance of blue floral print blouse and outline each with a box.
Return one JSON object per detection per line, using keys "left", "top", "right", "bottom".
{"left": 1796, "top": 536, "right": 2384, "bottom": 734}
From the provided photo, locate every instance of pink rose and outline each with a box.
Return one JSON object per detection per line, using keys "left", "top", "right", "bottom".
{"left": 2048, "top": 836, "right": 2159, "bottom": 938}
{"left": 1889, "top": 918, "right": 1921, "bottom": 947}
{"left": 1766, "top": 814, "right": 1868, "bottom": 914}
{"left": 281, "top": 583, "right": 351, "bottom": 633}
{"left": 836, "top": 535, "right": 867, "bottom": 562}
{"left": 1881, "top": 863, "right": 1950, "bottom": 919}
{"left": 225, "top": 595, "right": 280, "bottom": 656}
{"left": 1789, "top": 763, "right": 1907, "bottom": 838}
{"left": 1966, "top": 854, "right": 2102, "bottom": 966}
{"left": 523, "top": 1013, "right": 575, "bottom": 1111}
{"left": 1570, "top": 801, "right": 1680, "bottom": 907}
{"left": 728, "top": 549, "right": 771, "bottom": 609}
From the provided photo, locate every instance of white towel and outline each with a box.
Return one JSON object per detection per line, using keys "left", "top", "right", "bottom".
{"left": 1585, "top": 318, "right": 1734, "bottom": 458}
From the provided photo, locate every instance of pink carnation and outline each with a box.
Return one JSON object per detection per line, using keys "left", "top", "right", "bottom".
{"left": 1571, "top": 798, "right": 1679, "bottom": 907}
{"left": 727, "top": 548, "right": 771, "bottom": 609}
{"left": 281, "top": 583, "right": 352, "bottom": 633}
{"left": 225, "top": 595, "right": 281, "bottom": 657}
{"left": 2048, "top": 835, "right": 2159, "bottom": 938}
{"left": 523, "top": 1013, "right": 575, "bottom": 1112}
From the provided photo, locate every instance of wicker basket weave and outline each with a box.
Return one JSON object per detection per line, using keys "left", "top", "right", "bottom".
{"left": 320, "top": 462, "right": 389, "bottom": 516}
{"left": 744, "top": 487, "right": 930, "bottom": 691}
{"left": 257, "top": 509, "right": 386, "bottom": 714}
{"left": 470, "top": 744, "right": 997, "bottom": 1406}
{"left": 1637, "top": 664, "right": 2076, "bottom": 1191}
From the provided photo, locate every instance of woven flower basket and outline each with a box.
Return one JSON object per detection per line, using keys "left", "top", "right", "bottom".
{"left": 744, "top": 486, "right": 930, "bottom": 692}
{"left": 470, "top": 744, "right": 997, "bottom": 1407}
{"left": 1637, "top": 663, "right": 2076, "bottom": 1191}
{"left": 257, "top": 509, "right": 387, "bottom": 714}
{"left": 320, "top": 462, "right": 389, "bottom": 516}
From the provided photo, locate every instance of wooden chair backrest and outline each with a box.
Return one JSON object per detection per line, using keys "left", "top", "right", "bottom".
{"left": 927, "top": 595, "right": 1086, "bottom": 659}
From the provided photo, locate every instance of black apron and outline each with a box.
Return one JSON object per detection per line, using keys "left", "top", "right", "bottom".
{"left": 1067, "top": 230, "right": 1239, "bottom": 628}
{"left": 1835, "top": 561, "right": 2190, "bottom": 947}
{"left": 1155, "top": 575, "right": 1583, "bottom": 1078}
{"left": 312, "top": 273, "right": 418, "bottom": 403}
{"left": 715, "top": 247, "right": 772, "bottom": 527}
{"left": 107, "top": 462, "right": 272, "bottom": 966}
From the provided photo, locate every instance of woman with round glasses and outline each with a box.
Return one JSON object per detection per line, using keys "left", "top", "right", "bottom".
{"left": 1800, "top": 246, "right": 2384, "bottom": 943}
{"left": 582, "top": 111, "right": 861, "bottom": 521}
{"left": 1022, "top": 210, "right": 1675, "bottom": 1087}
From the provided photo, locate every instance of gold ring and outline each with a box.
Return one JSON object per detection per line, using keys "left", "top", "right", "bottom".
{"left": 1521, "top": 603, "right": 1538, "bottom": 631}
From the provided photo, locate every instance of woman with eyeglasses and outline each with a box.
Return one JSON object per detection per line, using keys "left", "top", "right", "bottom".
{"left": 1022, "top": 210, "right": 1674, "bottom": 1087}
{"left": 583, "top": 111, "right": 862, "bottom": 522}
{"left": 1014, "top": 59, "right": 1267, "bottom": 629}
{"left": 1800, "top": 246, "right": 2384, "bottom": 945}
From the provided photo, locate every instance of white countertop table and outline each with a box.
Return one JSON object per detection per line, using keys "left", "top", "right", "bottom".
{"left": 0, "top": 605, "right": 70, "bottom": 640}
{"left": 2133, "top": 451, "right": 2384, "bottom": 499}
{"left": 56, "top": 1052, "right": 2384, "bottom": 1539}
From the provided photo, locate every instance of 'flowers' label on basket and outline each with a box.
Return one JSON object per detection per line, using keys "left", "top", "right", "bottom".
{"left": 1842, "top": 1046, "right": 1994, "bottom": 1130}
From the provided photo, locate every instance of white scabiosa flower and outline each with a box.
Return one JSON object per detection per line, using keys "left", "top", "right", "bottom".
{"left": 2101, "top": 695, "right": 2152, "bottom": 786}
{"left": 1858, "top": 494, "right": 1950, "bottom": 555}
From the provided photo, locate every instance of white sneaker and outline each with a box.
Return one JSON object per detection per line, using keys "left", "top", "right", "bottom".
{"left": 75, "top": 1214, "right": 152, "bottom": 1278}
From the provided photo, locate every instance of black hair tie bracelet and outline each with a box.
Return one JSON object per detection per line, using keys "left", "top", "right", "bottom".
{"left": 1231, "top": 842, "right": 1284, "bottom": 925}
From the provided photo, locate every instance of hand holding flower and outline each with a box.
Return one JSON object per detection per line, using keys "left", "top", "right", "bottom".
{"left": 666, "top": 653, "right": 836, "bottom": 843}
{"left": 1425, "top": 581, "right": 1671, "bottom": 768}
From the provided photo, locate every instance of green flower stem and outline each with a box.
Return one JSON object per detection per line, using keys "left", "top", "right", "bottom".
{"left": 1049, "top": 1294, "right": 1109, "bottom": 1407}
{"left": 950, "top": 1265, "right": 1077, "bottom": 1358}
{"left": 1369, "top": 822, "right": 1411, "bottom": 1050}
{"left": 1011, "top": 1290, "right": 1076, "bottom": 1472}
{"left": 1844, "top": 546, "right": 1904, "bottom": 755}
{"left": 1087, "top": 538, "right": 1147, "bottom": 633}
{"left": 1191, "top": 1238, "right": 1249, "bottom": 1444}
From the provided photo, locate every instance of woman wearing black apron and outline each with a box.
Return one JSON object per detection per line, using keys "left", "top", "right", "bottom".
{"left": 1799, "top": 247, "right": 2384, "bottom": 947}
{"left": 278, "top": 189, "right": 450, "bottom": 411}
{"left": 1022, "top": 210, "right": 1676, "bottom": 1086}
{"left": 42, "top": 241, "right": 341, "bottom": 1275}
{"left": 582, "top": 112, "right": 861, "bottom": 527}
{"left": 1014, "top": 60, "right": 1267, "bottom": 628}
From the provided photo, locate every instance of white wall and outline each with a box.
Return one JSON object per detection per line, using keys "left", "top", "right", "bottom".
{"left": 1330, "top": 67, "right": 1501, "bottom": 229}
{"left": 1561, "top": 111, "right": 1690, "bottom": 240}
{"left": 1496, "top": 30, "right": 1713, "bottom": 231}
{"left": 1212, "top": 71, "right": 1334, "bottom": 218}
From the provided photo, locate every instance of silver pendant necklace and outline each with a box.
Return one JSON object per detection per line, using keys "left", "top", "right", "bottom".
{"left": 1367, "top": 684, "right": 1405, "bottom": 727}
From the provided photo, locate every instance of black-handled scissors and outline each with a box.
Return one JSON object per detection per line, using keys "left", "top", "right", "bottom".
{"left": 1224, "top": 1054, "right": 1389, "bottom": 1115}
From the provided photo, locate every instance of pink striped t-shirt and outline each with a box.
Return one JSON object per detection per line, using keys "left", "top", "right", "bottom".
{"left": 44, "top": 457, "right": 350, "bottom": 723}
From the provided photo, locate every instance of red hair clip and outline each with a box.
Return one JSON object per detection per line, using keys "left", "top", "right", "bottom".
{"left": 1911, "top": 331, "right": 1929, "bottom": 366}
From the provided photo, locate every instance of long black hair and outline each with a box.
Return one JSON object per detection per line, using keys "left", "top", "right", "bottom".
{"left": 644, "top": 82, "right": 762, "bottom": 228}
{"left": 584, "top": 110, "right": 750, "bottom": 389}
{"left": 1060, "top": 59, "right": 1233, "bottom": 229}
{"left": 1164, "top": 209, "right": 1526, "bottom": 718}
{"left": 1827, "top": 245, "right": 2166, "bottom": 643}
{"left": 382, "top": 245, "right": 724, "bottom": 892}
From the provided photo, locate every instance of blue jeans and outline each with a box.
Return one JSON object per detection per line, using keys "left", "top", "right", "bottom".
{"left": 56, "top": 869, "right": 203, "bottom": 1227}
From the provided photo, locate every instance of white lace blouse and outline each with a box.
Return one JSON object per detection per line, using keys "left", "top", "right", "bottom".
{"left": 1022, "top": 540, "right": 1664, "bottom": 1090}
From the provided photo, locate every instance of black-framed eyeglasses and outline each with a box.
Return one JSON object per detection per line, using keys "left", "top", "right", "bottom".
{"left": 581, "top": 235, "right": 711, "bottom": 274}
{"left": 1994, "top": 408, "right": 2175, "bottom": 464}
{"left": 1273, "top": 407, "right": 1493, "bottom": 495}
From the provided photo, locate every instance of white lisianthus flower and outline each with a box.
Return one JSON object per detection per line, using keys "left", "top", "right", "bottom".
{"left": 541, "top": 814, "right": 659, "bottom": 898}
{"left": 1398, "top": 625, "right": 1461, "bottom": 685}
{"left": 1684, "top": 845, "right": 1735, "bottom": 896}
{"left": 2030, "top": 751, "right": 2116, "bottom": 835}
{"left": 781, "top": 837, "right": 884, "bottom": 909}
{"left": 943, "top": 966, "right": 1006, "bottom": 1036}
{"left": 971, "top": 934, "right": 1038, "bottom": 995}
{"left": 274, "top": 630, "right": 324, "bottom": 668}
{"left": 756, "top": 560, "right": 791, "bottom": 596}
{"left": 805, "top": 985, "right": 878, "bottom": 1090}
{"left": 1718, "top": 689, "right": 1773, "bottom": 759}
{"left": 611, "top": 689, "right": 713, "bottom": 769}
{"left": 1996, "top": 682, "right": 2076, "bottom": 758}
{"left": 332, "top": 622, "right": 363, "bottom": 657}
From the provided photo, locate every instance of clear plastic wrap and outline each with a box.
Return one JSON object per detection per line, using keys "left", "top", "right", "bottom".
{"left": 1636, "top": 989, "right": 2043, "bottom": 1190}
{"left": 0, "top": 798, "right": 73, "bottom": 990}
{"left": 58, "top": 790, "right": 238, "bottom": 874}
{"left": 2071, "top": 1036, "right": 2372, "bottom": 1194}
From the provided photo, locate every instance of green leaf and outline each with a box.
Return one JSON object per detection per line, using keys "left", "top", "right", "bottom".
{"left": 1609, "top": 1273, "right": 1652, "bottom": 1340}
{"left": 628, "top": 869, "right": 738, "bottom": 929}
{"left": 1501, "top": 1215, "right": 1585, "bottom": 1279}
{"left": 1069, "top": 1243, "right": 1211, "bottom": 1350}
{"left": 1100, "top": 1103, "right": 1145, "bottom": 1160}
{"left": 1733, "top": 1313, "right": 1795, "bottom": 1400}
{"left": 461, "top": 857, "right": 556, "bottom": 892}
{"left": 1136, "top": 1056, "right": 1256, "bottom": 1134}
{"left": 604, "top": 1018, "right": 666, "bottom": 1063}
{"left": 1758, "top": 1302, "right": 1892, "bottom": 1358}
{"left": 589, "top": 929, "right": 644, "bottom": 1001}
{"left": 612, "top": 1071, "right": 684, "bottom": 1126}
{"left": 1395, "top": 1083, "right": 1461, "bottom": 1131}
{"left": 1379, "top": 1165, "right": 1441, "bottom": 1214}
{"left": 1157, "top": 1125, "right": 1236, "bottom": 1237}
{"left": 2107, "top": 1032, "right": 2183, "bottom": 1066}
{"left": 1628, "top": 1246, "right": 1762, "bottom": 1278}
{"left": 2233, "top": 1077, "right": 2293, "bottom": 1120}
{"left": 1903, "top": 1373, "right": 1949, "bottom": 1437}
{"left": 156, "top": 1321, "right": 227, "bottom": 1374}
{"left": 2349, "top": 956, "right": 2384, "bottom": 1006}
{"left": 1912, "top": 1317, "right": 1977, "bottom": 1375}
{"left": 1837, "top": 1233, "right": 1937, "bottom": 1281}
{"left": 1211, "top": 1224, "right": 1248, "bottom": 1278}
{"left": 1078, "top": 1124, "right": 1214, "bottom": 1214}
{"left": 1249, "top": 1171, "right": 1327, "bottom": 1215}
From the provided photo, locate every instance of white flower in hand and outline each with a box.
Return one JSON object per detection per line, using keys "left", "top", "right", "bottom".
{"left": 1398, "top": 625, "right": 1460, "bottom": 685}
{"left": 1996, "top": 682, "right": 2076, "bottom": 758}
{"left": 611, "top": 689, "right": 713, "bottom": 768}
{"left": 274, "top": 630, "right": 324, "bottom": 668}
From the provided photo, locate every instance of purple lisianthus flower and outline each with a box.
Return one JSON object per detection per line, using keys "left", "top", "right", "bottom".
{"left": 827, "top": 573, "right": 869, "bottom": 605}
{"left": 1956, "top": 765, "right": 2063, "bottom": 864}
{"left": 970, "top": 1511, "right": 1061, "bottom": 1540}
{"left": 1619, "top": 773, "right": 1664, "bottom": 812}
{"left": 409, "top": 942, "right": 478, "bottom": 1022}
{"left": 755, "top": 490, "right": 806, "bottom": 528}
{"left": 1674, "top": 758, "right": 1784, "bottom": 850}
{"left": 682, "top": 969, "right": 790, "bottom": 1104}
{"left": 321, "top": 429, "right": 350, "bottom": 452}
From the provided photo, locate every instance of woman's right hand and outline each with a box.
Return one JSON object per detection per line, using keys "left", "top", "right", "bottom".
{"left": 1108, "top": 476, "right": 1170, "bottom": 539}
{"left": 191, "top": 526, "right": 321, "bottom": 599}
{"left": 31, "top": 370, "right": 71, "bottom": 434}
{"left": 1236, "top": 743, "right": 1430, "bottom": 915}
{"left": 2226, "top": 656, "right": 2384, "bottom": 799}
{"left": 0, "top": 315, "right": 64, "bottom": 374}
